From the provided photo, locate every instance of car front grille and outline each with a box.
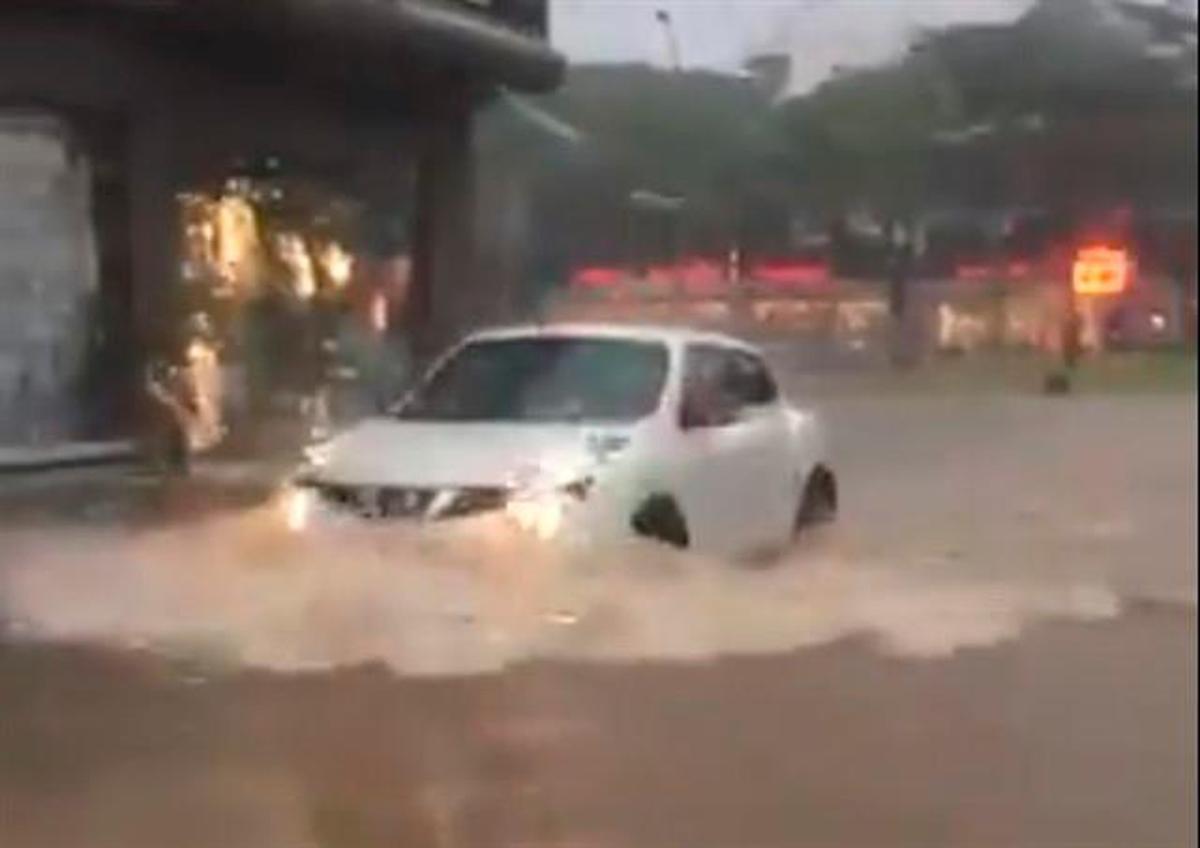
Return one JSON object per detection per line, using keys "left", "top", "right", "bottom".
{"left": 312, "top": 484, "right": 508, "bottom": 521}
{"left": 436, "top": 487, "right": 510, "bottom": 519}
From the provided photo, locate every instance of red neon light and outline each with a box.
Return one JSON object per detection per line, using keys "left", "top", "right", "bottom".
{"left": 573, "top": 256, "right": 836, "bottom": 294}
{"left": 572, "top": 266, "right": 623, "bottom": 288}
{"left": 678, "top": 258, "right": 725, "bottom": 294}
{"left": 750, "top": 262, "right": 830, "bottom": 287}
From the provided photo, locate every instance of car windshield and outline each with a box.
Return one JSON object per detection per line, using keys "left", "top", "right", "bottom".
{"left": 397, "top": 336, "right": 668, "bottom": 422}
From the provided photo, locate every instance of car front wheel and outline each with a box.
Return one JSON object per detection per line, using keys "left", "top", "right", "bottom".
{"left": 631, "top": 494, "right": 690, "bottom": 549}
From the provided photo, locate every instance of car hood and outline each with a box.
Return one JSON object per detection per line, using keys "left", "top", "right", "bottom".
{"left": 311, "top": 417, "right": 634, "bottom": 489}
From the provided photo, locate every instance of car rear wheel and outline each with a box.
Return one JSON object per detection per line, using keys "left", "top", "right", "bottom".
{"left": 795, "top": 466, "right": 838, "bottom": 533}
{"left": 631, "top": 495, "right": 690, "bottom": 549}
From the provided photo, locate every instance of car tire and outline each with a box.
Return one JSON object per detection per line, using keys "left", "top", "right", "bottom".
{"left": 795, "top": 466, "right": 838, "bottom": 533}
{"left": 631, "top": 495, "right": 690, "bottom": 549}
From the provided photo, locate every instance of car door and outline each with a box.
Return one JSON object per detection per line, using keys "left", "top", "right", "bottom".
{"left": 723, "top": 349, "right": 796, "bottom": 547}
{"left": 673, "top": 344, "right": 789, "bottom": 554}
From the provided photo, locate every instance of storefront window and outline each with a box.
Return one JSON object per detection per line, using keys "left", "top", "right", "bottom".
{"left": 172, "top": 162, "right": 414, "bottom": 446}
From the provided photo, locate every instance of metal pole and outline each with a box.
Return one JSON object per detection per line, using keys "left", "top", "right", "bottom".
{"left": 1044, "top": 266, "right": 1079, "bottom": 395}
{"left": 887, "top": 220, "right": 912, "bottom": 369}
{"left": 654, "top": 9, "right": 682, "bottom": 72}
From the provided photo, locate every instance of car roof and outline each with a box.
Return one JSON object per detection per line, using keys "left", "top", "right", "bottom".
{"left": 463, "top": 322, "right": 761, "bottom": 353}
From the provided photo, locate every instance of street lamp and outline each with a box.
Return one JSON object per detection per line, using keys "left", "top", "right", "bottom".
{"left": 654, "top": 9, "right": 682, "bottom": 72}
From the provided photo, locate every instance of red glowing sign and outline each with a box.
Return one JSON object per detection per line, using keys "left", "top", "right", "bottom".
{"left": 571, "top": 266, "right": 624, "bottom": 288}
{"left": 749, "top": 262, "right": 830, "bottom": 289}
{"left": 1073, "top": 246, "right": 1131, "bottom": 296}
{"left": 677, "top": 258, "right": 725, "bottom": 294}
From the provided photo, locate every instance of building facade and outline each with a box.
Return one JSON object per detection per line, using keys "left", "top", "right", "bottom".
{"left": 1, "top": 0, "right": 562, "bottom": 447}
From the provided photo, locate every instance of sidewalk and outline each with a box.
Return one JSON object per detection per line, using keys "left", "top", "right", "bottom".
{"left": 0, "top": 457, "right": 287, "bottom": 528}
{"left": 1, "top": 409, "right": 308, "bottom": 475}
{"left": 0, "top": 440, "right": 138, "bottom": 474}
{"left": 0, "top": 418, "right": 302, "bottom": 525}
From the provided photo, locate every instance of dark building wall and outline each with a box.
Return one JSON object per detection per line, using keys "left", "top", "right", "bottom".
{"left": 3, "top": 23, "right": 423, "bottom": 279}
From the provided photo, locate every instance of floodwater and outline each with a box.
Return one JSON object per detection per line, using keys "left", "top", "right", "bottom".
{"left": 2, "top": 396, "right": 1192, "bottom": 675}
{"left": 0, "top": 393, "right": 1195, "bottom": 847}
{"left": 1, "top": 507, "right": 1125, "bottom": 676}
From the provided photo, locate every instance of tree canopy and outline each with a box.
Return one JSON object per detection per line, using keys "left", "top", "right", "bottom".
{"left": 475, "top": 0, "right": 1196, "bottom": 273}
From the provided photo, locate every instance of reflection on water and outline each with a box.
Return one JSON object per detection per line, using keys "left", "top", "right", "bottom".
{"left": 1, "top": 507, "right": 1121, "bottom": 677}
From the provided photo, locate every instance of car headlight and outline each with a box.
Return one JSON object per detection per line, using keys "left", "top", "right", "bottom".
{"left": 282, "top": 486, "right": 315, "bottom": 533}
{"left": 505, "top": 491, "right": 565, "bottom": 540}
{"left": 503, "top": 477, "right": 593, "bottom": 541}
{"left": 502, "top": 440, "right": 625, "bottom": 540}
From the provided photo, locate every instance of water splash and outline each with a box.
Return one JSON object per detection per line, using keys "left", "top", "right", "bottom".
{"left": 1, "top": 507, "right": 1120, "bottom": 677}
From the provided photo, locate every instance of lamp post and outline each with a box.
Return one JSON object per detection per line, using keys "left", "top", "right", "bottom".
{"left": 654, "top": 9, "right": 682, "bottom": 72}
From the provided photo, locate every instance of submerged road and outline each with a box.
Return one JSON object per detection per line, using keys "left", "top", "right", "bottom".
{"left": 1, "top": 392, "right": 1195, "bottom": 847}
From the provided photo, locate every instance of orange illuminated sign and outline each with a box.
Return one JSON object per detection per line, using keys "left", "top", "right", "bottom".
{"left": 1073, "top": 246, "right": 1131, "bottom": 296}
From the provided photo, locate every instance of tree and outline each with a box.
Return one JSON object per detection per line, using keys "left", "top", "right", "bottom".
{"left": 769, "top": 52, "right": 963, "bottom": 220}
{"left": 478, "top": 64, "right": 784, "bottom": 269}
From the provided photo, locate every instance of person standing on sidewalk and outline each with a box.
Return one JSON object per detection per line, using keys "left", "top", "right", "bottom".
{"left": 140, "top": 314, "right": 227, "bottom": 476}
{"left": 142, "top": 359, "right": 194, "bottom": 476}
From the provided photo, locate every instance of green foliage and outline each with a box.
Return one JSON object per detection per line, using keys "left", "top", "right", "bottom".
{"left": 771, "top": 54, "right": 962, "bottom": 215}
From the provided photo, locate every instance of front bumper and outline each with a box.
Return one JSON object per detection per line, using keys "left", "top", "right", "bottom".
{"left": 278, "top": 480, "right": 603, "bottom": 546}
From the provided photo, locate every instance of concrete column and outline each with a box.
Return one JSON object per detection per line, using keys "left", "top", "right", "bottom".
{"left": 408, "top": 110, "right": 476, "bottom": 363}
{"left": 127, "top": 111, "right": 182, "bottom": 362}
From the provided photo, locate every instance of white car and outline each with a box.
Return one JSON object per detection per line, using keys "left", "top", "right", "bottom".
{"left": 284, "top": 324, "right": 837, "bottom": 556}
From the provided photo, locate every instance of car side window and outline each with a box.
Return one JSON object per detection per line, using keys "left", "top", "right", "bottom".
{"left": 680, "top": 345, "right": 740, "bottom": 429}
{"left": 728, "top": 351, "right": 779, "bottom": 407}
